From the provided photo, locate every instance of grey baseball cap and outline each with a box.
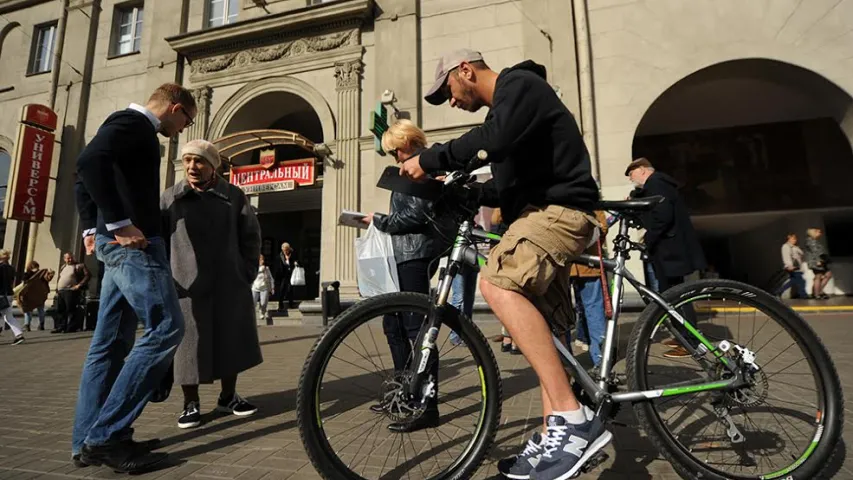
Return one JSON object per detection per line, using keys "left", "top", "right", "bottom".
{"left": 424, "top": 49, "right": 484, "bottom": 105}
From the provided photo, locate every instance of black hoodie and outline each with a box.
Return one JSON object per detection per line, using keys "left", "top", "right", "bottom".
{"left": 419, "top": 60, "right": 598, "bottom": 223}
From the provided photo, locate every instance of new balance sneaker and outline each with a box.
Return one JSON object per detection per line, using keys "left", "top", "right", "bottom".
{"left": 530, "top": 410, "right": 612, "bottom": 480}
{"left": 11, "top": 335, "right": 24, "bottom": 346}
{"left": 178, "top": 401, "right": 201, "bottom": 429}
{"left": 216, "top": 393, "right": 258, "bottom": 417}
{"left": 497, "top": 432, "right": 544, "bottom": 479}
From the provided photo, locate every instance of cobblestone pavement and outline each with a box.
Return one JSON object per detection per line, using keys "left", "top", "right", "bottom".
{"left": 0, "top": 312, "right": 850, "bottom": 479}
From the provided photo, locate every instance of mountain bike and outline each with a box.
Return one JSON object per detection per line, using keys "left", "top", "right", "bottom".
{"left": 297, "top": 153, "right": 843, "bottom": 480}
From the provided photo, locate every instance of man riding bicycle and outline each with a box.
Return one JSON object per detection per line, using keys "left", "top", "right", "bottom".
{"left": 400, "top": 49, "right": 611, "bottom": 480}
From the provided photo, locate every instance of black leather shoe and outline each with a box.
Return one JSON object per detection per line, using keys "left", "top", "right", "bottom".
{"left": 74, "top": 438, "right": 162, "bottom": 468}
{"left": 80, "top": 443, "right": 167, "bottom": 473}
{"left": 50, "top": 328, "right": 64, "bottom": 334}
{"left": 388, "top": 411, "right": 440, "bottom": 433}
{"left": 501, "top": 343, "right": 513, "bottom": 353}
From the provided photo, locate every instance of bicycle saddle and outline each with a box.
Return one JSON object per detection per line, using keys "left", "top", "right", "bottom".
{"left": 595, "top": 195, "right": 664, "bottom": 213}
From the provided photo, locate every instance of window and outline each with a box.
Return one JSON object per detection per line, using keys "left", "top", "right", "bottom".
{"left": 29, "top": 22, "right": 56, "bottom": 75}
{"left": 111, "top": 4, "right": 143, "bottom": 57}
{"left": 207, "top": 0, "right": 239, "bottom": 28}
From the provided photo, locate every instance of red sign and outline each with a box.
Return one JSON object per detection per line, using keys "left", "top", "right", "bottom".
{"left": 21, "top": 104, "right": 57, "bottom": 132}
{"left": 259, "top": 148, "right": 276, "bottom": 169}
{"left": 5, "top": 125, "right": 54, "bottom": 222}
{"left": 230, "top": 158, "right": 315, "bottom": 195}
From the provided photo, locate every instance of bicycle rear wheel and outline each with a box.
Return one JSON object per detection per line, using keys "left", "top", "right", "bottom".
{"left": 296, "top": 292, "right": 502, "bottom": 480}
{"left": 626, "top": 279, "right": 843, "bottom": 480}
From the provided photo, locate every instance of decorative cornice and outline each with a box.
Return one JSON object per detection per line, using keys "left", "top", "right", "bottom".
{"left": 189, "top": 29, "right": 358, "bottom": 75}
{"left": 166, "top": 0, "right": 372, "bottom": 60}
{"left": 0, "top": 0, "right": 52, "bottom": 14}
{"left": 335, "top": 59, "right": 362, "bottom": 90}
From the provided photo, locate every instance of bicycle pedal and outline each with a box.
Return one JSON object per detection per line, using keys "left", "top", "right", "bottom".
{"left": 577, "top": 451, "right": 609, "bottom": 475}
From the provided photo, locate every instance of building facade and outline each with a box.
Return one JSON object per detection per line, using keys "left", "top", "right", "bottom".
{"left": 1, "top": 0, "right": 852, "bottom": 300}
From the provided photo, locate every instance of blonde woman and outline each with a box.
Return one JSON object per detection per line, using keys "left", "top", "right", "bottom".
{"left": 805, "top": 228, "right": 832, "bottom": 299}
{"left": 361, "top": 119, "right": 453, "bottom": 432}
{"left": 0, "top": 250, "right": 24, "bottom": 345}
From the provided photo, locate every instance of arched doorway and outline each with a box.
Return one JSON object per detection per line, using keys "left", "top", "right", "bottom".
{"left": 632, "top": 58, "right": 853, "bottom": 290}
{"left": 215, "top": 91, "right": 326, "bottom": 306}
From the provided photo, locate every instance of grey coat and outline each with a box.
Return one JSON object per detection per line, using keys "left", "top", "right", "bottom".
{"left": 161, "top": 177, "right": 263, "bottom": 385}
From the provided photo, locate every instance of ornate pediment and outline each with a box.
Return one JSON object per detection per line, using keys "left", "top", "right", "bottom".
{"left": 189, "top": 29, "right": 358, "bottom": 75}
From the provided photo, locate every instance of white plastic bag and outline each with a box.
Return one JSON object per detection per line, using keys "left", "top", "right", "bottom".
{"left": 355, "top": 223, "right": 400, "bottom": 297}
{"left": 290, "top": 264, "right": 306, "bottom": 286}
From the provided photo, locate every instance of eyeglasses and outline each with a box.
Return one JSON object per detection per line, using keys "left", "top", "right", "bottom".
{"left": 387, "top": 149, "right": 398, "bottom": 159}
{"left": 177, "top": 105, "right": 195, "bottom": 128}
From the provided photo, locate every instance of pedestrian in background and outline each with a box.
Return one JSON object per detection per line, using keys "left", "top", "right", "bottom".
{"left": 0, "top": 250, "right": 25, "bottom": 345}
{"left": 276, "top": 242, "right": 298, "bottom": 315}
{"left": 253, "top": 254, "right": 274, "bottom": 323}
{"left": 567, "top": 211, "right": 608, "bottom": 372}
{"left": 161, "top": 139, "right": 263, "bottom": 430}
{"left": 72, "top": 83, "right": 194, "bottom": 472}
{"left": 51, "top": 252, "right": 90, "bottom": 334}
{"left": 626, "top": 158, "right": 706, "bottom": 358}
{"left": 805, "top": 228, "right": 832, "bottom": 299}
{"left": 781, "top": 233, "right": 807, "bottom": 299}
{"left": 20, "top": 261, "right": 53, "bottom": 331}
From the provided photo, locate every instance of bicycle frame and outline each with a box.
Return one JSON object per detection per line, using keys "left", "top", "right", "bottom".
{"left": 414, "top": 213, "right": 748, "bottom": 412}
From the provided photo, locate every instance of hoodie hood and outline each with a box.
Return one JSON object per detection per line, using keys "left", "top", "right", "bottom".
{"left": 506, "top": 60, "right": 547, "bottom": 81}
{"left": 652, "top": 171, "right": 683, "bottom": 189}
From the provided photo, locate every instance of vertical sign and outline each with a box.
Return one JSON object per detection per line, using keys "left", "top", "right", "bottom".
{"left": 368, "top": 102, "right": 388, "bottom": 155}
{"left": 259, "top": 148, "right": 276, "bottom": 169}
{"left": 4, "top": 104, "right": 57, "bottom": 223}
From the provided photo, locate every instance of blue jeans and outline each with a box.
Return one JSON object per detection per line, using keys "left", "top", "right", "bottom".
{"left": 787, "top": 271, "right": 807, "bottom": 299}
{"left": 23, "top": 305, "right": 45, "bottom": 328}
{"left": 71, "top": 236, "right": 184, "bottom": 455}
{"left": 566, "top": 278, "right": 606, "bottom": 367}
{"left": 449, "top": 267, "right": 477, "bottom": 344}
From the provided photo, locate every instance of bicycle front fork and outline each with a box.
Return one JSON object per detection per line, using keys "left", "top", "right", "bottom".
{"left": 406, "top": 289, "right": 451, "bottom": 408}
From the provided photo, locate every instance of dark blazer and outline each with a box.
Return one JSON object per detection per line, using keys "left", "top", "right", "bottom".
{"left": 634, "top": 171, "right": 706, "bottom": 278}
{"left": 277, "top": 251, "right": 298, "bottom": 286}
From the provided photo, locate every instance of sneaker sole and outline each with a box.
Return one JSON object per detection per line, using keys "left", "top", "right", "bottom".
{"left": 549, "top": 430, "right": 612, "bottom": 480}
{"left": 215, "top": 406, "right": 258, "bottom": 417}
{"left": 177, "top": 420, "right": 201, "bottom": 429}
{"left": 504, "top": 471, "right": 533, "bottom": 479}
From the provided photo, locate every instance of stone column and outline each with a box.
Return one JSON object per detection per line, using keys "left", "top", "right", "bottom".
{"left": 188, "top": 86, "right": 212, "bottom": 141}
{"left": 333, "top": 59, "right": 363, "bottom": 296}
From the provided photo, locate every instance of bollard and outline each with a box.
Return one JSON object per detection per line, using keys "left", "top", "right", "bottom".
{"left": 321, "top": 281, "right": 342, "bottom": 326}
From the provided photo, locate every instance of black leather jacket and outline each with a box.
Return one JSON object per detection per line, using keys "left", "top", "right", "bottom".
{"left": 373, "top": 191, "right": 453, "bottom": 264}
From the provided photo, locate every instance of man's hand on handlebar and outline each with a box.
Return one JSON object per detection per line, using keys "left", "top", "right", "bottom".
{"left": 399, "top": 155, "right": 427, "bottom": 181}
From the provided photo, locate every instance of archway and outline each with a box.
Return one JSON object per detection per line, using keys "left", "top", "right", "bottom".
{"left": 214, "top": 89, "right": 327, "bottom": 309}
{"left": 632, "top": 58, "right": 853, "bottom": 292}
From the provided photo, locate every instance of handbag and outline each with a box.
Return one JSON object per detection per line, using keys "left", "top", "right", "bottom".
{"left": 290, "top": 264, "right": 306, "bottom": 287}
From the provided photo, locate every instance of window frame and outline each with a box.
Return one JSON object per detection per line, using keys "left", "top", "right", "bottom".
{"left": 206, "top": 0, "right": 240, "bottom": 29}
{"left": 27, "top": 21, "right": 57, "bottom": 76}
{"left": 109, "top": 2, "right": 144, "bottom": 59}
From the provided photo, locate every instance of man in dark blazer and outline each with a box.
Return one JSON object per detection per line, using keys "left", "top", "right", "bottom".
{"left": 627, "top": 158, "right": 707, "bottom": 358}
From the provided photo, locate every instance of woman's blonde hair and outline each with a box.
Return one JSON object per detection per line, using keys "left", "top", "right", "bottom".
{"left": 381, "top": 119, "right": 427, "bottom": 155}
{"left": 0, "top": 250, "right": 10, "bottom": 260}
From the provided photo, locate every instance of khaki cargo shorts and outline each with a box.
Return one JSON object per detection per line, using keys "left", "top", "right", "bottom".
{"left": 481, "top": 205, "right": 596, "bottom": 336}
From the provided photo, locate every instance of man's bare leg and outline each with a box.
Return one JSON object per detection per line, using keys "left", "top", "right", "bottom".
{"left": 480, "top": 278, "right": 580, "bottom": 412}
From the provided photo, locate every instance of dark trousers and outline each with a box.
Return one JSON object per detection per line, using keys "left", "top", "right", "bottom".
{"left": 277, "top": 279, "right": 295, "bottom": 310}
{"left": 657, "top": 275, "right": 700, "bottom": 349}
{"left": 56, "top": 289, "right": 81, "bottom": 332}
{"left": 383, "top": 258, "right": 439, "bottom": 411}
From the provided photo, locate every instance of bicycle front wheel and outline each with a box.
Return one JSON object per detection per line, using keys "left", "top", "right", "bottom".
{"left": 626, "top": 279, "right": 843, "bottom": 480}
{"left": 296, "top": 292, "right": 502, "bottom": 480}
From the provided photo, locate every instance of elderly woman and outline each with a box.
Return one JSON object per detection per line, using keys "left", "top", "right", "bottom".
{"left": 161, "top": 140, "right": 263, "bottom": 429}
{"left": 362, "top": 119, "right": 453, "bottom": 432}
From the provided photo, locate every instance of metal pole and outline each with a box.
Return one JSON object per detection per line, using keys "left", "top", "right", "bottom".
{"left": 572, "top": 0, "right": 600, "bottom": 182}
{"left": 25, "top": 0, "right": 68, "bottom": 266}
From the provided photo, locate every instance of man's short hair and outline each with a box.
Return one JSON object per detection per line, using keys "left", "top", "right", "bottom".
{"left": 148, "top": 83, "right": 196, "bottom": 112}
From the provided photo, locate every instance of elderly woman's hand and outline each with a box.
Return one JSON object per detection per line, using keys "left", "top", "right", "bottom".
{"left": 361, "top": 213, "right": 374, "bottom": 225}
